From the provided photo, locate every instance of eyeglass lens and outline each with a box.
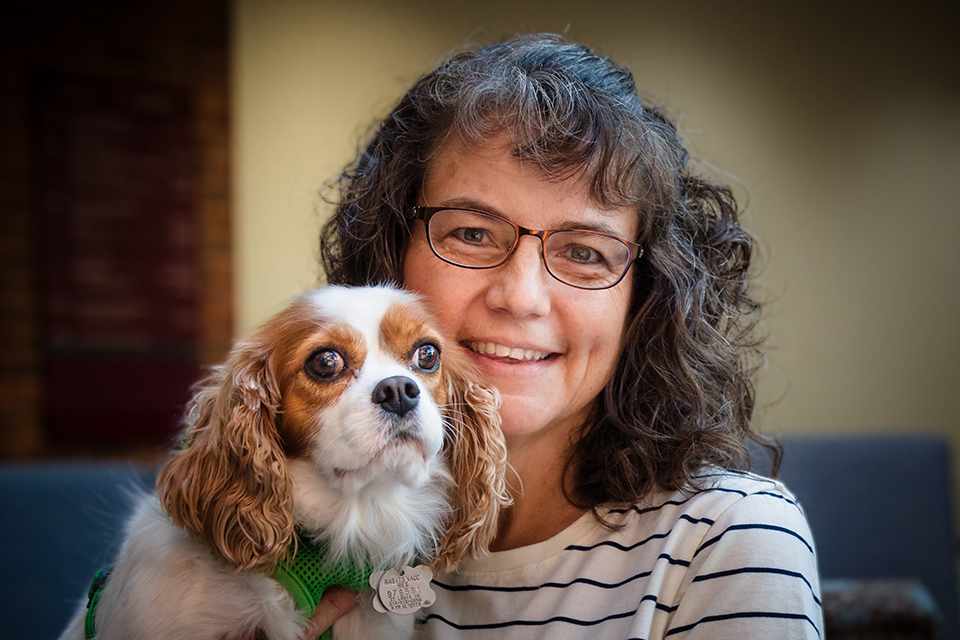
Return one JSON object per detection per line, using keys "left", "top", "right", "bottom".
{"left": 426, "top": 208, "right": 632, "bottom": 289}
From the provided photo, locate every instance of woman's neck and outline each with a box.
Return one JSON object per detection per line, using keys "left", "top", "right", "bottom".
{"left": 489, "top": 431, "right": 589, "bottom": 552}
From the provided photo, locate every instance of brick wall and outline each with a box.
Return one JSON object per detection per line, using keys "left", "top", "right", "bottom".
{"left": 0, "top": 0, "right": 232, "bottom": 458}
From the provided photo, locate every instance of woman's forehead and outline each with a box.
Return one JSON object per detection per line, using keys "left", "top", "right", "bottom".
{"left": 423, "top": 136, "right": 639, "bottom": 240}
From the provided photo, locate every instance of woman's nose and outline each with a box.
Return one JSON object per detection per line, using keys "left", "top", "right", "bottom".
{"left": 484, "top": 236, "right": 552, "bottom": 318}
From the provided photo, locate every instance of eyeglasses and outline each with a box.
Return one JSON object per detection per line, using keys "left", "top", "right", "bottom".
{"left": 412, "top": 207, "right": 642, "bottom": 290}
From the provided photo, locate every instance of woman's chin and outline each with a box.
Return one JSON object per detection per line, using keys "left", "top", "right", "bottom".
{"left": 496, "top": 394, "right": 590, "bottom": 450}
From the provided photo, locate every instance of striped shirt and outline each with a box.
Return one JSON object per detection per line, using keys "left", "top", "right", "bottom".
{"left": 417, "top": 470, "right": 823, "bottom": 639}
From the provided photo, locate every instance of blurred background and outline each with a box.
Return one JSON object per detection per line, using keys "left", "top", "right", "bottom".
{"left": 1, "top": 0, "right": 958, "bottom": 519}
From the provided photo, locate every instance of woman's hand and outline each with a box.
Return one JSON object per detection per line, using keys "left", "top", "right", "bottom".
{"left": 296, "top": 587, "right": 359, "bottom": 640}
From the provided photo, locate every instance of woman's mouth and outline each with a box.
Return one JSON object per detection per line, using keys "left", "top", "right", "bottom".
{"left": 467, "top": 341, "right": 551, "bottom": 362}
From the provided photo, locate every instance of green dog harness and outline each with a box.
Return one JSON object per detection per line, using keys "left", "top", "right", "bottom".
{"left": 272, "top": 536, "right": 375, "bottom": 640}
{"left": 84, "top": 536, "right": 375, "bottom": 640}
{"left": 84, "top": 569, "right": 109, "bottom": 640}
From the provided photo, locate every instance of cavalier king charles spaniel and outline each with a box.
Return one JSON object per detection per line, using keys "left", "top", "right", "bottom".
{"left": 59, "top": 285, "right": 510, "bottom": 640}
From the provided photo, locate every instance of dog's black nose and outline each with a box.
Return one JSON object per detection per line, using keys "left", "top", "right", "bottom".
{"left": 372, "top": 376, "right": 420, "bottom": 417}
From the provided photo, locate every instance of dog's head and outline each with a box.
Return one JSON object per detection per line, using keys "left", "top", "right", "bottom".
{"left": 156, "top": 285, "right": 509, "bottom": 573}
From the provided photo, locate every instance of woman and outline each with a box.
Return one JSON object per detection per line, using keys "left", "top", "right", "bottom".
{"left": 307, "top": 34, "right": 822, "bottom": 639}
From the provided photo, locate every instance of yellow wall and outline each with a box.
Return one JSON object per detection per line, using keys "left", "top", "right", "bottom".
{"left": 233, "top": 0, "right": 960, "bottom": 489}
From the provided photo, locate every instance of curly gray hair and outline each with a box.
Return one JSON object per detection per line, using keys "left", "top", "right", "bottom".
{"left": 321, "top": 34, "right": 774, "bottom": 511}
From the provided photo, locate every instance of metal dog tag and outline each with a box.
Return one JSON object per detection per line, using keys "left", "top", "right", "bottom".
{"left": 369, "top": 565, "right": 436, "bottom": 615}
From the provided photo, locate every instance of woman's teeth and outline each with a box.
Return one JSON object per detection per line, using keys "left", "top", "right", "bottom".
{"left": 468, "top": 341, "right": 548, "bottom": 362}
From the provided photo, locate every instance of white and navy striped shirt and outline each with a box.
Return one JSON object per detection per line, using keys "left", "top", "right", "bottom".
{"left": 417, "top": 470, "right": 822, "bottom": 639}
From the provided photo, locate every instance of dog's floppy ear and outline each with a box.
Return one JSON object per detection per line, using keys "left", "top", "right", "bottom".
{"left": 434, "top": 362, "right": 512, "bottom": 571}
{"left": 156, "top": 338, "right": 294, "bottom": 573}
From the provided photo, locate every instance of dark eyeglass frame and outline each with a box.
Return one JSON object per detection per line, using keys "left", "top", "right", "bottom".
{"left": 411, "top": 206, "right": 643, "bottom": 290}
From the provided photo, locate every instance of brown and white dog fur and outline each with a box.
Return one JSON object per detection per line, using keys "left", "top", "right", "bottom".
{"left": 58, "top": 285, "right": 510, "bottom": 640}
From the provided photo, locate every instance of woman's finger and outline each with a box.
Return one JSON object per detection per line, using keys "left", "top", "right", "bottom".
{"left": 297, "top": 587, "right": 360, "bottom": 640}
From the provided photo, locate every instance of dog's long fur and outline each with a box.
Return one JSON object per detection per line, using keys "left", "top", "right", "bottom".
{"left": 59, "top": 285, "right": 510, "bottom": 640}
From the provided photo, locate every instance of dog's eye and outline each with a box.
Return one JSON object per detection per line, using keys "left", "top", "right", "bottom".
{"left": 414, "top": 343, "right": 440, "bottom": 372}
{"left": 305, "top": 349, "right": 346, "bottom": 380}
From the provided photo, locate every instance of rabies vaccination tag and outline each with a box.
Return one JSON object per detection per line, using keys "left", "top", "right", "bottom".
{"left": 369, "top": 565, "right": 436, "bottom": 615}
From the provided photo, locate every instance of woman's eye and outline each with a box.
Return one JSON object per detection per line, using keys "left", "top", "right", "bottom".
{"left": 305, "top": 349, "right": 346, "bottom": 380}
{"left": 567, "top": 244, "right": 603, "bottom": 263}
{"left": 414, "top": 343, "right": 441, "bottom": 372}
{"left": 453, "top": 227, "right": 487, "bottom": 244}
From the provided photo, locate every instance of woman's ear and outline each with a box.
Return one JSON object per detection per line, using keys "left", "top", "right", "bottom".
{"left": 434, "top": 366, "right": 512, "bottom": 571}
{"left": 156, "top": 342, "right": 294, "bottom": 573}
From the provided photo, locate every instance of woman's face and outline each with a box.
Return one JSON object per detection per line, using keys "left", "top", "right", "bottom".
{"left": 403, "top": 139, "right": 637, "bottom": 451}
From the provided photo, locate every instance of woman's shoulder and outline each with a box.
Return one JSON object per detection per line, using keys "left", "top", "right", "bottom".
{"left": 608, "top": 469, "right": 803, "bottom": 522}
{"left": 595, "top": 469, "right": 823, "bottom": 637}
{"left": 603, "top": 468, "right": 818, "bottom": 581}
{"left": 601, "top": 468, "right": 814, "bottom": 557}
{"left": 689, "top": 468, "right": 806, "bottom": 518}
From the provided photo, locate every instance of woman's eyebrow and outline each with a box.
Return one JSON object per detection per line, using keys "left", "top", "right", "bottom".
{"left": 437, "top": 196, "right": 507, "bottom": 216}
{"left": 436, "top": 196, "right": 628, "bottom": 237}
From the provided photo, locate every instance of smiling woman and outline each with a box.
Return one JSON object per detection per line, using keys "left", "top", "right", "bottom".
{"left": 319, "top": 34, "right": 822, "bottom": 640}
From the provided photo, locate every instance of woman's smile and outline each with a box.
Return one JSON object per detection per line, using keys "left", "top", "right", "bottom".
{"left": 466, "top": 341, "right": 552, "bottom": 363}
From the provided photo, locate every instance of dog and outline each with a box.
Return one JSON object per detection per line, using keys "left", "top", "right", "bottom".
{"left": 59, "top": 285, "right": 510, "bottom": 640}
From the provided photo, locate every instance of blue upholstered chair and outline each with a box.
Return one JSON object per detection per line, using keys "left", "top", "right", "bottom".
{"left": 754, "top": 435, "right": 959, "bottom": 640}
{"left": 0, "top": 462, "right": 156, "bottom": 639}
